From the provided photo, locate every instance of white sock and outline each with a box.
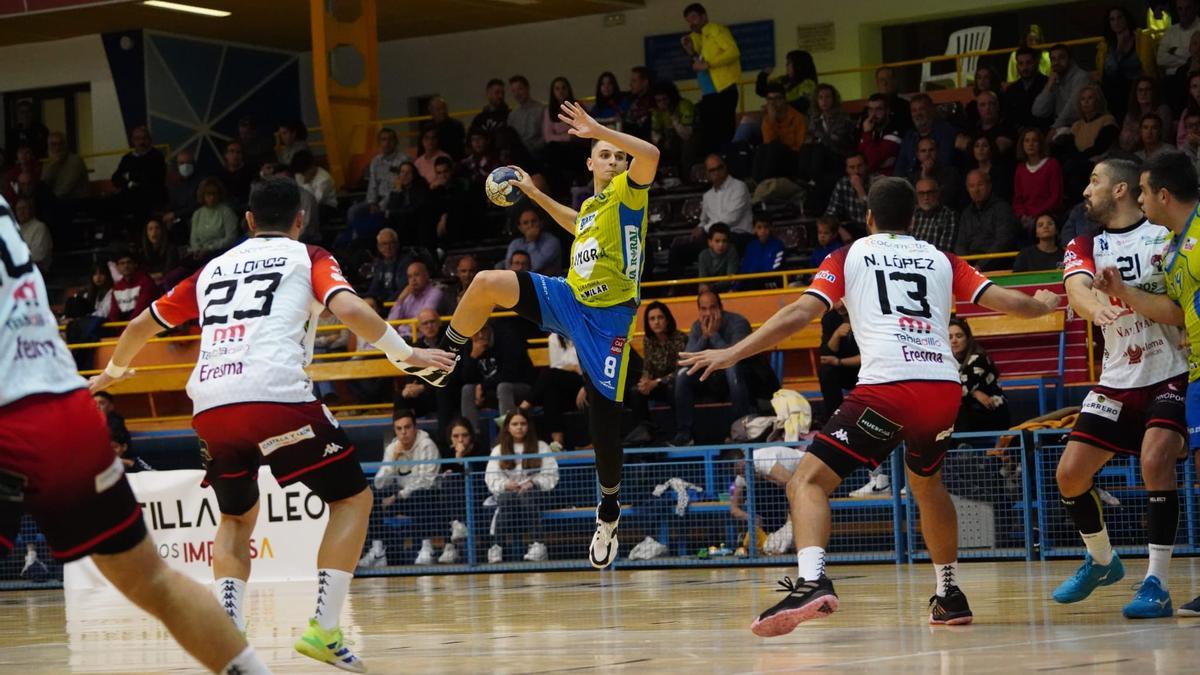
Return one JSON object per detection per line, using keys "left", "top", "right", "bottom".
{"left": 1082, "top": 527, "right": 1114, "bottom": 566}
{"left": 314, "top": 568, "right": 353, "bottom": 631}
{"left": 214, "top": 577, "right": 247, "bottom": 632}
{"left": 934, "top": 561, "right": 958, "bottom": 597}
{"left": 1147, "top": 544, "right": 1173, "bottom": 587}
{"left": 222, "top": 645, "right": 270, "bottom": 675}
{"left": 796, "top": 546, "right": 826, "bottom": 581}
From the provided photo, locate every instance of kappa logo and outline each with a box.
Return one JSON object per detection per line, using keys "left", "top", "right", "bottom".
{"left": 830, "top": 428, "right": 850, "bottom": 443}
{"left": 323, "top": 443, "right": 343, "bottom": 457}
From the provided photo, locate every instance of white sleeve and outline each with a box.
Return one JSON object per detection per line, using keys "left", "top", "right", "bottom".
{"left": 401, "top": 436, "right": 441, "bottom": 492}
{"left": 485, "top": 446, "right": 506, "bottom": 495}
{"left": 532, "top": 443, "right": 559, "bottom": 491}
{"left": 373, "top": 439, "right": 400, "bottom": 490}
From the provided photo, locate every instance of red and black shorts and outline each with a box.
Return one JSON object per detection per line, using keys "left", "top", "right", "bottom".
{"left": 0, "top": 389, "right": 145, "bottom": 562}
{"left": 192, "top": 400, "right": 367, "bottom": 516}
{"left": 1068, "top": 375, "right": 1187, "bottom": 456}
{"left": 808, "top": 380, "right": 962, "bottom": 479}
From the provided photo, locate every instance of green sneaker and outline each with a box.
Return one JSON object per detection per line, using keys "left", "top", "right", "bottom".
{"left": 294, "top": 618, "right": 366, "bottom": 672}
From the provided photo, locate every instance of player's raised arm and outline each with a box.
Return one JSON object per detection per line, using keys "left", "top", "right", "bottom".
{"left": 505, "top": 165, "right": 580, "bottom": 235}
{"left": 679, "top": 294, "right": 827, "bottom": 381}
{"left": 975, "top": 285, "right": 1061, "bottom": 318}
{"left": 1094, "top": 266, "right": 1185, "bottom": 326}
{"left": 326, "top": 291, "right": 456, "bottom": 372}
{"left": 558, "top": 101, "right": 660, "bottom": 186}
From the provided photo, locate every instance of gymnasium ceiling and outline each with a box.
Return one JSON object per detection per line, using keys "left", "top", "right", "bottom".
{"left": 0, "top": 0, "right": 645, "bottom": 50}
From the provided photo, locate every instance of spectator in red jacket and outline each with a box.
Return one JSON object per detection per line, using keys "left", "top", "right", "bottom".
{"left": 1012, "top": 127, "right": 1063, "bottom": 235}
{"left": 857, "top": 93, "right": 902, "bottom": 176}
{"left": 109, "top": 251, "right": 159, "bottom": 321}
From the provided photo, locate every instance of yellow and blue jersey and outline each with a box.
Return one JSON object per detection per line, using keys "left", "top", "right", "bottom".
{"left": 566, "top": 171, "right": 650, "bottom": 308}
{"left": 1165, "top": 209, "right": 1200, "bottom": 382}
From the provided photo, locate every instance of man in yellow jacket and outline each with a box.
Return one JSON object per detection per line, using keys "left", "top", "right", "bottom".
{"left": 682, "top": 3, "right": 741, "bottom": 156}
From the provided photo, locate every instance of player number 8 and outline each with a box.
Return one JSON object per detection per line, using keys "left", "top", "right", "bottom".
{"left": 603, "top": 356, "right": 617, "bottom": 378}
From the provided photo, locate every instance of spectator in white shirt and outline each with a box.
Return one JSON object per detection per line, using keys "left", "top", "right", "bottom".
{"left": 291, "top": 149, "right": 337, "bottom": 216}
{"left": 1033, "top": 44, "right": 1093, "bottom": 132}
{"left": 1158, "top": 0, "right": 1200, "bottom": 72}
{"left": 347, "top": 127, "right": 409, "bottom": 229}
{"left": 668, "top": 153, "right": 753, "bottom": 279}
{"left": 484, "top": 411, "right": 558, "bottom": 563}
{"left": 15, "top": 197, "right": 51, "bottom": 272}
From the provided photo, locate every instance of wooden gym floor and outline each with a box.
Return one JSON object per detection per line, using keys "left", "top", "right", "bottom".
{"left": 1, "top": 558, "right": 1199, "bottom": 673}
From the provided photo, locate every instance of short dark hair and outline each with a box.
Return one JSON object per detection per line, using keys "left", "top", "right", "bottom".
{"left": 433, "top": 155, "right": 454, "bottom": 169}
{"left": 764, "top": 82, "right": 786, "bottom": 97}
{"left": 509, "top": 74, "right": 529, "bottom": 87}
{"left": 753, "top": 215, "right": 772, "bottom": 227}
{"left": 683, "top": 3, "right": 706, "bottom": 17}
{"left": 1143, "top": 151, "right": 1200, "bottom": 202}
{"left": 510, "top": 249, "right": 532, "bottom": 263}
{"left": 392, "top": 408, "right": 417, "bottom": 424}
{"left": 1099, "top": 158, "right": 1143, "bottom": 200}
{"left": 631, "top": 66, "right": 651, "bottom": 80}
{"left": 486, "top": 78, "right": 504, "bottom": 89}
{"left": 1049, "top": 43, "right": 1071, "bottom": 58}
{"left": 909, "top": 93, "right": 933, "bottom": 108}
{"left": 867, "top": 177, "right": 917, "bottom": 232}
{"left": 867, "top": 92, "right": 888, "bottom": 104}
{"left": 1015, "top": 46, "right": 1040, "bottom": 60}
{"left": 697, "top": 288, "right": 723, "bottom": 308}
{"left": 279, "top": 120, "right": 308, "bottom": 140}
{"left": 249, "top": 177, "right": 302, "bottom": 232}
{"left": 289, "top": 149, "right": 315, "bottom": 174}
{"left": 93, "top": 390, "right": 114, "bottom": 403}
{"left": 707, "top": 222, "right": 731, "bottom": 239}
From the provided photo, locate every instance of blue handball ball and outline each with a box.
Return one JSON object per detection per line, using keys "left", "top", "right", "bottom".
{"left": 484, "top": 167, "right": 520, "bottom": 207}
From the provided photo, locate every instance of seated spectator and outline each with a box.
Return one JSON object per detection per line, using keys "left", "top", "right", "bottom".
{"left": 366, "top": 227, "right": 412, "bottom": 307}
{"left": 139, "top": 218, "right": 178, "bottom": 283}
{"left": 697, "top": 222, "right": 739, "bottom": 292}
{"left": 111, "top": 125, "right": 167, "bottom": 223}
{"left": 1059, "top": 200, "right": 1102, "bottom": 245}
{"left": 385, "top": 161, "right": 436, "bottom": 253}
{"left": 873, "top": 65, "right": 912, "bottom": 133}
{"left": 961, "top": 66, "right": 1006, "bottom": 125}
{"left": 216, "top": 140, "right": 256, "bottom": 212}
{"left": 738, "top": 216, "right": 786, "bottom": 288}
{"left": 111, "top": 425, "right": 153, "bottom": 473}
{"left": 807, "top": 83, "right": 857, "bottom": 159}
{"left": 1012, "top": 214, "right": 1064, "bottom": 272}
{"left": 188, "top": 177, "right": 239, "bottom": 258}
{"left": 14, "top": 197, "right": 50, "bottom": 272}
{"left": 7, "top": 100, "right": 48, "bottom": 156}
{"left": 895, "top": 94, "right": 957, "bottom": 178}
{"left": 505, "top": 207, "right": 562, "bottom": 275}
{"left": 519, "top": 335, "right": 584, "bottom": 446}
{"left": 912, "top": 178, "right": 957, "bottom": 251}
{"left": 347, "top": 128, "right": 409, "bottom": 230}
{"left": 507, "top": 250, "right": 532, "bottom": 273}
{"left": 41, "top": 131, "right": 88, "bottom": 202}
{"left": 908, "top": 137, "right": 962, "bottom": 210}
{"left": 311, "top": 308, "right": 349, "bottom": 404}
{"left": 650, "top": 81, "right": 696, "bottom": 178}
{"left": 459, "top": 126, "right": 501, "bottom": 190}
{"left": 668, "top": 153, "right": 751, "bottom": 278}
{"left": 1156, "top": 0, "right": 1200, "bottom": 73}
{"left": 507, "top": 74, "right": 546, "bottom": 156}
{"left": 1033, "top": 44, "right": 1092, "bottom": 132}
{"left": 966, "top": 135, "right": 1013, "bottom": 202}
{"left": 543, "top": 77, "right": 588, "bottom": 196}
{"left": 752, "top": 83, "right": 805, "bottom": 182}
{"left": 4, "top": 145, "right": 40, "bottom": 197}
{"left": 590, "top": 71, "right": 628, "bottom": 130}
{"left": 387, "top": 260, "right": 443, "bottom": 337}
{"left": 1135, "top": 113, "right": 1171, "bottom": 162}
{"left": 109, "top": 251, "right": 158, "bottom": 321}
{"left": 958, "top": 91, "right": 1016, "bottom": 159}
{"left": 825, "top": 152, "right": 871, "bottom": 232}
{"left": 818, "top": 300, "right": 859, "bottom": 416}
{"left": 422, "top": 96, "right": 466, "bottom": 160}
{"left": 1166, "top": 31, "right": 1200, "bottom": 113}
{"left": 444, "top": 417, "right": 488, "bottom": 474}
{"left": 1004, "top": 46, "right": 1051, "bottom": 131}
{"left": 396, "top": 308, "right": 460, "bottom": 434}
{"left": 756, "top": 49, "right": 818, "bottom": 114}
{"left": 236, "top": 116, "right": 275, "bottom": 170}
{"left": 623, "top": 66, "right": 655, "bottom": 140}
{"left": 1180, "top": 110, "right": 1200, "bottom": 174}
{"left": 472, "top": 79, "right": 511, "bottom": 136}
{"left": 275, "top": 120, "right": 309, "bottom": 165}
{"left": 460, "top": 321, "right": 536, "bottom": 435}
{"left": 728, "top": 446, "right": 802, "bottom": 551}
{"left": 671, "top": 290, "right": 753, "bottom": 445}
{"left": 949, "top": 318, "right": 1010, "bottom": 432}
{"left": 79, "top": 263, "right": 114, "bottom": 319}
{"left": 485, "top": 410, "right": 558, "bottom": 563}
{"left": 292, "top": 149, "right": 337, "bottom": 220}
{"left": 623, "top": 301, "right": 687, "bottom": 446}
{"left": 1099, "top": 6, "right": 1143, "bottom": 124}
{"left": 1013, "top": 128, "right": 1063, "bottom": 231}
{"left": 414, "top": 128, "right": 451, "bottom": 185}
{"left": 956, "top": 169, "right": 1019, "bottom": 271}
{"left": 93, "top": 391, "right": 127, "bottom": 441}
{"left": 445, "top": 253, "right": 480, "bottom": 312}
{"left": 1006, "top": 25, "right": 1051, "bottom": 82}
{"left": 162, "top": 148, "right": 201, "bottom": 241}
{"left": 1121, "top": 76, "right": 1173, "bottom": 152}
{"left": 858, "top": 93, "right": 902, "bottom": 176}
{"left": 1057, "top": 84, "right": 1119, "bottom": 201}
{"left": 809, "top": 216, "right": 844, "bottom": 268}
{"left": 429, "top": 155, "right": 471, "bottom": 243}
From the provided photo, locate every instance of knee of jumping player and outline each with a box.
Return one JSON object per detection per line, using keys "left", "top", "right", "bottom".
{"left": 1055, "top": 459, "right": 1090, "bottom": 497}
{"left": 786, "top": 455, "right": 839, "bottom": 501}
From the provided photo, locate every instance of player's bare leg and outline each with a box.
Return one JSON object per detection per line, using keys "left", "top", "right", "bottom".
{"left": 212, "top": 501, "right": 259, "bottom": 632}
{"left": 1053, "top": 441, "right": 1127, "bottom": 604}
{"left": 907, "top": 469, "right": 972, "bottom": 624}
{"left": 92, "top": 538, "right": 270, "bottom": 674}
{"left": 447, "top": 270, "right": 521, "bottom": 338}
{"left": 295, "top": 486, "right": 372, "bottom": 673}
{"left": 1125, "top": 428, "right": 1185, "bottom": 617}
{"left": 751, "top": 453, "right": 842, "bottom": 637}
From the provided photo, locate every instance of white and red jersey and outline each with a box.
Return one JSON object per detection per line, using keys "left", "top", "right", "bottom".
{"left": 1063, "top": 220, "right": 1186, "bottom": 389}
{"left": 0, "top": 199, "right": 84, "bottom": 407}
{"left": 151, "top": 235, "right": 355, "bottom": 414}
{"left": 806, "top": 233, "right": 993, "bottom": 386}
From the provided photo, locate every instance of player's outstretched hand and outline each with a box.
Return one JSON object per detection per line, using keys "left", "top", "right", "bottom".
{"left": 1092, "top": 305, "right": 1124, "bottom": 326}
{"left": 558, "top": 101, "right": 603, "bottom": 140}
{"left": 505, "top": 165, "right": 536, "bottom": 195}
{"left": 403, "top": 347, "right": 458, "bottom": 372}
{"left": 1033, "top": 289, "right": 1060, "bottom": 313}
{"left": 678, "top": 348, "right": 736, "bottom": 381}
{"left": 88, "top": 369, "right": 133, "bottom": 394}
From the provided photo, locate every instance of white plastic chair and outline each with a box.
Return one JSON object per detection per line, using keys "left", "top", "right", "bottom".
{"left": 920, "top": 26, "right": 992, "bottom": 91}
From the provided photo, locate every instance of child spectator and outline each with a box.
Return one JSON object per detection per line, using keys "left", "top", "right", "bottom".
{"left": 697, "top": 222, "right": 739, "bottom": 292}
{"left": 109, "top": 251, "right": 159, "bottom": 321}
{"left": 738, "top": 217, "right": 786, "bottom": 289}
{"left": 1012, "top": 214, "right": 1064, "bottom": 272}
{"left": 485, "top": 411, "right": 558, "bottom": 563}
{"left": 809, "top": 216, "right": 843, "bottom": 269}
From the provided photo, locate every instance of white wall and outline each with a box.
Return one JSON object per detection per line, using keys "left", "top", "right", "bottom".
{"left": 0, "top": 34, "right": 127, "bottom": 175}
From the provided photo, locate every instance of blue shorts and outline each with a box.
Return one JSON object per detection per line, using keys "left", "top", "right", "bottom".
{"left": 527, "top": 273, "right": 636, "bottom": 402}
{"left": 1188, "top": 380, "right": 1200, "bottom": 449}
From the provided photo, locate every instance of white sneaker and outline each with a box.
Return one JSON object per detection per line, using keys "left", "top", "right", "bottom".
{"left": 414, "top": 539, "right": 435, "bottom": 565}
{"left": 450, "top": 519, "right": 468, "bottom": 542}
{"left": 627, "top": 536, "right": 668, "bottom": 560}
{"left": 849, "top": 474, "right": 888, "bottom": 497}
{"left": 438, "top": 543, "right": 459, "bottom": 564}
{"left": 357, "top": 540, "right": 387, "bottom": 569}
{"left": 523, "top": 541, "right": 548, "bottom": 562}
{"left": 1096, "top": 487, "right": 1121, "bottom": 507}
{"left": 20, "top": 548, "right": 37, "bottom": 576}
{"left": 590, "top": 505, "right": 620, "bottom": 569}
{"left": 487, "top": 544, "right": 503, "bottom": 563}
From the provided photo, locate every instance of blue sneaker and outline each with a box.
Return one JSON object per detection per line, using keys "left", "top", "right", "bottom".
{"left": 1123, "top": 576, "right": 1173, "bottom": 619}
{"left": 1052, "top": 553, "right": 1125, "bottom": 603}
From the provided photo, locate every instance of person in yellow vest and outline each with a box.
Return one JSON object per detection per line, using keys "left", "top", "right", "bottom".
{"left": 1007, "top": 24, "right": 1052, "bottom": 83}
{"left": 681, "top": 3, "right": 742, "bottom": 156}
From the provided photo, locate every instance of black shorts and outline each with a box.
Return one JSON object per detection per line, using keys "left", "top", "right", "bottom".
{"left": 1068, "top": 375, "right": 1187, "bottom": 456}
{"left": 807, "top": 381, "right": 961, "bottom": 479}
{"left": 192, "top": 401, "right": 368, "bottom": 515}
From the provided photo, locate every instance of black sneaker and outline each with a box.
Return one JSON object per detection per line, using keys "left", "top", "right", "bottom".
{"left": 750, "top": 576, "right": 839, "bottom": 637}
{"left": 929, "top": 586, "right": 974, "bottom": 625}
{"left": 1179, "top": 595, "right": 1200, "bottom": 617}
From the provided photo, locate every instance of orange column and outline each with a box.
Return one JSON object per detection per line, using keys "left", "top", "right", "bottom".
{"left": 309, "top": 0, "right": 379, "bottom": 187}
